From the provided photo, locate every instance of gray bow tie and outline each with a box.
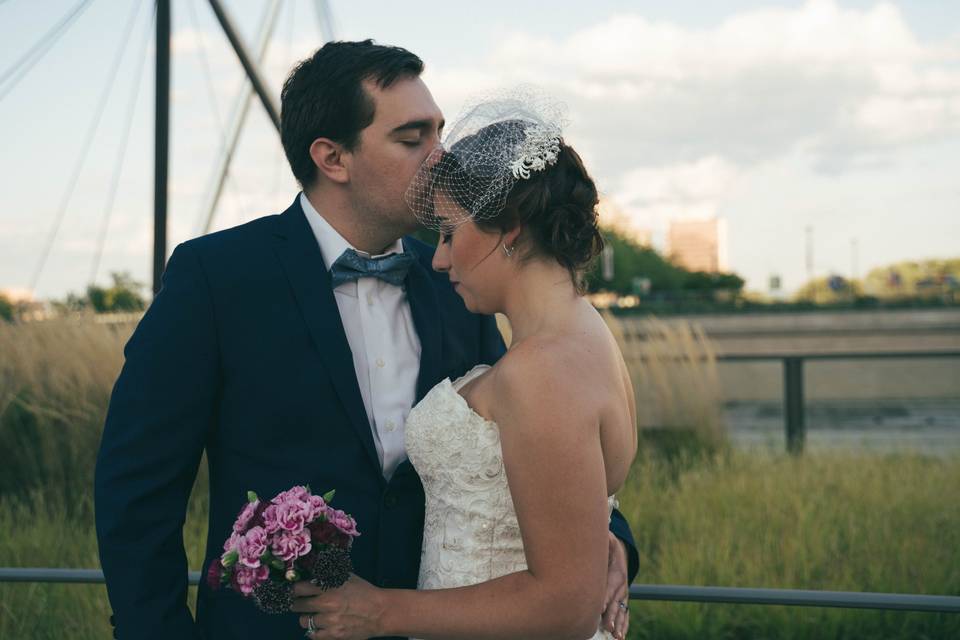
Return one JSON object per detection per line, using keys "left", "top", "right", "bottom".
{"left": 329, "top": 248, "right": 415, "bottom": 289}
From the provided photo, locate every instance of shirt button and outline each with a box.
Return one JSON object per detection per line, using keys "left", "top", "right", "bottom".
{"left": 376, "top": 358, "right": 385, "bottom": 368}
{"left": 366, "top": 292, "right": 374, "bottom": 306}
{"left": 385, "top": 419, "right": 396, "bottom": 432}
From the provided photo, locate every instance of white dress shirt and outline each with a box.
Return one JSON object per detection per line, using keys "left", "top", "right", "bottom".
{"left": 300, "top": 193, "right": 421, "bottom": 481}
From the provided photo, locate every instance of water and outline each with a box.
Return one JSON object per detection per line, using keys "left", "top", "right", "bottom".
{"left": 724, "top": 398, "right": 960, "bottom": 455}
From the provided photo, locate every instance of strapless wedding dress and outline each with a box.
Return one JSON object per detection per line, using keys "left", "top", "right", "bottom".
{"left": 405, "top": 365, "right": 616, "bottom": 640}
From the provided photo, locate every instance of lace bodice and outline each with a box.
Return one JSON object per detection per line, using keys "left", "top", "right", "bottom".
{"left": 405, "top": 365, "right": 616, "bottom": 639}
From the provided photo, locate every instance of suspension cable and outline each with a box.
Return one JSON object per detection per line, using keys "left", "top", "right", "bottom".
{"left": 89, "top": 2, "right": 156, "bottom": 285}
{"left": 0, "top": 0, "right": 94, "bottom": 103}
{"left": 29, "top": 0, "right": 145, "bottom": 293}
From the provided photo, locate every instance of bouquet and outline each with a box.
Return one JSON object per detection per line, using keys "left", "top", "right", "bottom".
{"left": 206, "top": 485, "right": 360, "bottom": 613}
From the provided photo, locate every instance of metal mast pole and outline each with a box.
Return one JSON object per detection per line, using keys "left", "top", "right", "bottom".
{"left": 199, "top": 0, "right": 283, "bottom": 235}
{"left": 207, "top": 0, "right": 281, "bottom": 131}
{"left": 153, "top": 0, "right": 171, "bottom": 296}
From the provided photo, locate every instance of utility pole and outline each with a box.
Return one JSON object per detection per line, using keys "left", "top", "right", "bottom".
{"left": 153, "top": 0, "right": 171, "bottom": 297}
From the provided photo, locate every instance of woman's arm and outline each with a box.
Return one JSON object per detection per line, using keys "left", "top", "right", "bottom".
{"left": 294, "top": 345, "right": 611, "bottom": 640}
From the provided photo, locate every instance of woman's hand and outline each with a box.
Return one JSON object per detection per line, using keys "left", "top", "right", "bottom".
{"left": 600, "top": 532, "right": 630, "bottom": 640}
{"left": 291, "top": 574, "right": 386, "bottom": 640}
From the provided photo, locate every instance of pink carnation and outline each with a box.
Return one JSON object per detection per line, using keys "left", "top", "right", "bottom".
{"left": 307, "top": 494, "right": 328, "bottom": 520}
{"left": 326, "top": 507, "right": 360, "bottom": 537}
{"left": 221, "top": 532, "right": 241, "bottom": 563}
{"left": 271, "top": 529, "right": 312, "bottom": 562}
{"left": 271, "top": 485, "right": 310, "bottom": 505}
{"left": 232, "top": 500, "right": 260, "bottom": 534}
{"left": 232, "top": 564, "right": 269, "bottom": 596}
{"left": 263, "top": 499, "right": 311, "bottom": 534}
{"left": 237, "top": 526, "right": 268, "bottom": 568}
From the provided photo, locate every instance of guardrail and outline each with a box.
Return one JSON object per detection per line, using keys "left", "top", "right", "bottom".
{"left": 1, "top": 568, "right": 957, "bottom": 613}
{"left": 716, "top": 350, "right": 960, "bottom": 454}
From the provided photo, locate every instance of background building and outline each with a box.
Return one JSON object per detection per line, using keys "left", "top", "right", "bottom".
{"left": 668, "top": 217, "right": 728, "bottom": 273}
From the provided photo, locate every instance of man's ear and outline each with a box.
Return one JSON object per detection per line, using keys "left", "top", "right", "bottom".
{"left": 309, "top": 138, "right": 350, "bottom": 184}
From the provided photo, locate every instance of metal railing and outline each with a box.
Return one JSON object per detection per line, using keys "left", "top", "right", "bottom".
{"left": 716, "top": 350, "right": 960, "bottom": 454}
{"left": 1, "top": 568, "right": 958, "bottom": 613}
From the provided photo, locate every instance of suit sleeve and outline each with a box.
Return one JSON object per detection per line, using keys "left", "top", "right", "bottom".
{"left": 478, "top": 313, "right": 508, "bottom": 364}
{"left": 478, "top": 313, "right": 640, "bottom": 583}
{"left": 610, "top": 508, "right": 640, "bottom": 584}
{"left": 95, "top": 243, "right": 218, "bottom": 639}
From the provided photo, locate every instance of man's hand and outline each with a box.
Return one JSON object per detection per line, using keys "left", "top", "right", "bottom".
{"left": 601, "top": 531, "right": 630, "bottom": 640}
{"left": 292, "top": 575, "right": 385, "bottom": 640}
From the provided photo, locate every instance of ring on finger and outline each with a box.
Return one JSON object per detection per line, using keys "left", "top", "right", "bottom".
{"left": 617, "top": 599, "right": 628, "bottom": 611}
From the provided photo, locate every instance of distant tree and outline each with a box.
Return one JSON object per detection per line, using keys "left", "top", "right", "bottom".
{"left": 86, "top": 272, "right": 147, "bottom": 313}
{"left": 586, "top": 226, "right": 745, "bottom": 298}
{"left": 682, "top": 271, "right": 745, "bottom": 293}
{"left": 862, "top": 258, "right": 960, "bottom": 299}
{"left": 794, "top": 275, "right": 863, "bottom": 304}
{"left": 0, "top": 292, "right": 13, "bottom": 322}
{"left": 54, "top": 271, "right": 147, "bottom": 315}
{"left": 586, "top": 227, "right": 686, "bottom": 295}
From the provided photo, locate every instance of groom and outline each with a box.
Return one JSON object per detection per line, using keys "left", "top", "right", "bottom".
{"left": 95, "top": 39, "right": 638, "bottom": 639}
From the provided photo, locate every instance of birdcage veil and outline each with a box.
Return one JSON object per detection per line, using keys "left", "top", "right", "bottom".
{"left": 404, "top": 86, "right": 568, "bottom": 232}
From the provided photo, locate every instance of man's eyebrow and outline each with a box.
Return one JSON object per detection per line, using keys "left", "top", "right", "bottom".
{"left": 390, "top": 118, "right": 445, "bottom": 134}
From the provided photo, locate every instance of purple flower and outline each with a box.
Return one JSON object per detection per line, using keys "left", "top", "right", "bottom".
{"left": 205, "top": 562, "right": 223, "bottom": 591}
{"left": 232, "top": 499, "right": 260, "bottom": 534}
{"left": 237, "top": 526, "right": 268, "bottom": 568}
{"left": 271, "top": 529, "right": 312, "bottom": 562}
{"left": 232, "top": 564, "right": 269, "bottom": 596}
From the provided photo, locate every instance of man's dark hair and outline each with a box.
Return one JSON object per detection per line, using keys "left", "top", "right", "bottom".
{"left": 280, "top": 39, "right": 424, "bottom": 187}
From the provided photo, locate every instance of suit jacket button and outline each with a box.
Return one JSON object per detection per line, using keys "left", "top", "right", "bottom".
{"left": 384, "top": 493, "right": 398, "bottom": 508}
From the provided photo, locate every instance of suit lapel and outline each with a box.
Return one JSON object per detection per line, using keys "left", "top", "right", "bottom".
{"left": 403, "top": 238, "right": 444, "bottom": 402}
{"left": 272, "top": 200, "right": 382, "bottom": 478}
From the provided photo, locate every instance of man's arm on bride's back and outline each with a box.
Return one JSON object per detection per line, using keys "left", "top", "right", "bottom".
{"left": 95, "top": 242, "right": 218, "bottom": 639}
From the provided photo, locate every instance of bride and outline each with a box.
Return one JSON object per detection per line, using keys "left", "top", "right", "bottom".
{"left": 293, "top": 91, "right": 638, "bottom": 640}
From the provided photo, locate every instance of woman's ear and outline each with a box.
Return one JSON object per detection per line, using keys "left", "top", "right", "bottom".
{"left": 309, "top": 138, "right": 350, "bottom": 184}
{"left": 504, "top": 227, "right": 523, "bottom": 251}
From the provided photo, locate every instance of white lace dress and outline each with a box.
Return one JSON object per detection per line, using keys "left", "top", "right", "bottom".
{"left": 405, "top": 365, "right": 616, "bottom": 640}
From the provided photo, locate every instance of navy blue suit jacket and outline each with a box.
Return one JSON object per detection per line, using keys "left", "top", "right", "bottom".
{"left": 95, "top": 196, "right": 638, "bottom": 639}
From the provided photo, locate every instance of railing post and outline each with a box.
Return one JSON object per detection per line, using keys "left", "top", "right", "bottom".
{"left": 783, "top": 357, "right": 805, "bottom": 454}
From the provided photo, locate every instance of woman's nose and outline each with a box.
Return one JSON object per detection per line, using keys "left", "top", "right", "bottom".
{"left": 432, "top": 242, "right": 450, "bottom": 272}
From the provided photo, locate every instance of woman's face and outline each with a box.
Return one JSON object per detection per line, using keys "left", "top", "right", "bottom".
{"left": 430, "top": 191, "right": 505, "bottom": 314}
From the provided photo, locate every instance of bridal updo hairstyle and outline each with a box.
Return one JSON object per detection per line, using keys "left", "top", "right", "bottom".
{"left": 441, "top": 120, "right": 604, "bottom": 294}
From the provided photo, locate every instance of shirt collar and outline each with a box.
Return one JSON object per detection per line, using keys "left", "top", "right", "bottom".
{"left": 299, "top": 192, "right": 405, "bottom": 273}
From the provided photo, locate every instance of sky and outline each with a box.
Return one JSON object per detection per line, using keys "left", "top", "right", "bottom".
{"left": 1, "top": 0, "right": 958, "bottom": 299}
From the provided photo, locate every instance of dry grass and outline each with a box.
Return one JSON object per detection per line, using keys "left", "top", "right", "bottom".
{"left": 4, "top": 316, "right": 956, "bottom": 639}
{"left": 604, "top": 313, "right": 726, "bottom": 452}
{"left": 0, "top": 319, "right": 136, "bottom": 507}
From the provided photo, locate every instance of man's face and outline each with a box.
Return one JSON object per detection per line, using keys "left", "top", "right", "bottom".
{"left": 345, "top": 76, "right": 444, "bottom": 233}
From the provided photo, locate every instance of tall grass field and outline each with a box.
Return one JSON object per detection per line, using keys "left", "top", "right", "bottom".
{"left": 1, "top": 318, "right": 957, "bottom": 639}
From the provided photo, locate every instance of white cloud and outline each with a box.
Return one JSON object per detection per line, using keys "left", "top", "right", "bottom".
{"left": 613, "top": 156, "right": 741, "bottom": 240}
{"left": 427, "top": 0, "right": 960, "bottom": 172}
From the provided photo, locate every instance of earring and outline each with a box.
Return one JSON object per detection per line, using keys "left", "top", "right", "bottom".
{"left": 502, "top": 243, "right": 515, "bottom": 258}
